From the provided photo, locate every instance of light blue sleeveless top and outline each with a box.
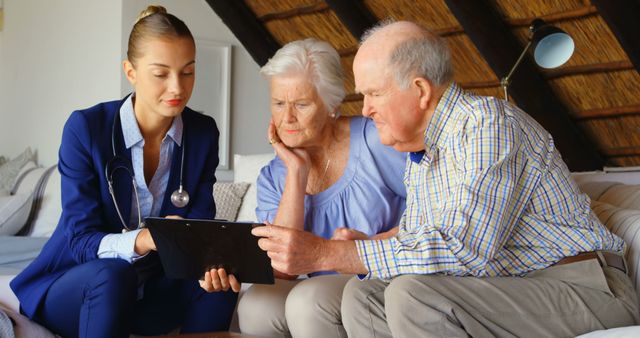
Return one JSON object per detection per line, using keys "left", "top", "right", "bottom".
{"left": 256, "top": 117, "right": 407, "bottom": 275}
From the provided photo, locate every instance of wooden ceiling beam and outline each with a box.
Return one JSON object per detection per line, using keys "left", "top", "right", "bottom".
{"left": 575, "top": 104, "right": 640, "bottom": 120}
{"left": 444, "top": 0, "right": 604, "bottom": 171}
{"left": 419, "top": 5, "right": 598, "bottom": 38}
{"left": 338, "top": 46, "right": 359, "bottom": 57}
{"left": 324, "top": 0, "right": 378, "bottom": 41}
{"left": 258, "top": 2, "right": 329, "bottom": 22}
{"left": 591, "top": 0, "right": 640, "bottom": 73}
{"left": 506, "top": 6, "right": 597, "bottom": 26}
{"left": 344, "top": 93, "right": 363, "bottom": 102}
{"left": 543, "top": 60, "right": 633, "bottom": 79}
{"left": 603, "top": 146, "right": 640, "bottom": 158}
{"left": 204, "top": 0, "right": 280, "bottom": 66}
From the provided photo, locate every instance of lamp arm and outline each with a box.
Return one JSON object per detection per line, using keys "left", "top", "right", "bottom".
{"left": 501, "top": 39, "right": 533, "bottom": 100}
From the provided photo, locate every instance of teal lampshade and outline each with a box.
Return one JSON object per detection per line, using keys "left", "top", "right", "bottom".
{"left": 530, "top": 19, "right": 575, "bottom": 69}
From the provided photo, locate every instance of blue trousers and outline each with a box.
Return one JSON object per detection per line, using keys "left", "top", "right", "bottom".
{"left": 32, "top": 259, "right": 238, "bottom": 338}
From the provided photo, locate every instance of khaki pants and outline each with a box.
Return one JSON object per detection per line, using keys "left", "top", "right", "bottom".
{"left": 342, "top": 260, "right": 639, "bottom": 338}
{"left": 237, "top": 275, "right": 352, "bottom": 338}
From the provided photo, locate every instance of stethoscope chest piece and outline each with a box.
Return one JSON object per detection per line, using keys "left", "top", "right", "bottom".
{"left": 171, "top": 185, "right": 190, "bottom": 208}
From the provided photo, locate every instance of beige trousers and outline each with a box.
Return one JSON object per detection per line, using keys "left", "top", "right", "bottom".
{"left": 237, "top": 275, "right": 352, "bottom": 338}
{"left": 342, "top": 259, "right": 639, "bottom": 338}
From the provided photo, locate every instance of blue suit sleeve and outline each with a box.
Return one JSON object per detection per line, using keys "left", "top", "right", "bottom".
{"left": 186, "top": 118, "right": 219, "bottom": 220}
{"left": 58, "top": 111, "right": 109, "bottom": 264}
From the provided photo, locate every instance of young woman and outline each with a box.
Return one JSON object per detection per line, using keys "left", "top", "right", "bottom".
{"left": 11, "top": 6, "right": 238, "bottom": 338}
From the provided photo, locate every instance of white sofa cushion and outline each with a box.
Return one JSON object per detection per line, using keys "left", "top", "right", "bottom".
{"left": 28, "top": 168, "right": 61, "bottom": 237}
{"left": 597, "top": 184, "right": 640, "bottom": 211}
{"left": 590, "top": 200, "right": 640, "bottom": 303}
{"left": 233, "top": 153, "right": 274, "bottom": 222}
{"left": 575, "top": 325, "right": 640, "bottom": 338}
{"left": 0, "top": 193, "right": 32, "bottom": 236}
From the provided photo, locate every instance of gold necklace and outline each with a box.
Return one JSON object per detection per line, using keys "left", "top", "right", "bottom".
{"left": 315, "top": 158, "right": 331, "bottom": 193}
{"left": 310, "top": 124, "right": 340, "bottom": 194}
{"left": 309, "top": 136, "right": 335, "bottom": 194}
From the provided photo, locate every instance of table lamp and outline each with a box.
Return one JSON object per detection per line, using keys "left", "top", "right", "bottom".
{"left": 501, "top": 19, "right": 575, "bottom": 100}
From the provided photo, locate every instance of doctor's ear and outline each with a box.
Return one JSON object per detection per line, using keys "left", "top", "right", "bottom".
{"left": 123, "top": 60, "right": 137, "bottom": 85}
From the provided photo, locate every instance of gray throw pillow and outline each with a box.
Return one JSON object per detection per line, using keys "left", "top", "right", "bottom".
{"left": 213, "top": 182, "right": 250, "bottom": 222}
{"left": 0, "top": 148, "right": 35, "bottom": 192}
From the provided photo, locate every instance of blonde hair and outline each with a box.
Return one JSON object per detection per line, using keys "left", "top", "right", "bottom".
{"left": 127, "top": 5, "right": 194, "bottom": 65}
{"left": 260, "top": 38, "right": 346, "bottom": 115}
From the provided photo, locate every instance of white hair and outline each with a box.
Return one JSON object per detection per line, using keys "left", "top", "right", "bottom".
{"left": 260, "top": 38, "right": 346, "bottom": 115}
{"left": 361, "top": 20, "right": 453, "bottom": 89}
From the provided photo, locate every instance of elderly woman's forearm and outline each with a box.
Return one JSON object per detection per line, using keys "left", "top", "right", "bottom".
{"left": 274, "top": 171, "right": 307, "bottom": 230}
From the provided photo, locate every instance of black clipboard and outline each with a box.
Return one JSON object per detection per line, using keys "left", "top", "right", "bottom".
{"left": 145, "top": 217, "right": 274, "bottom": 284}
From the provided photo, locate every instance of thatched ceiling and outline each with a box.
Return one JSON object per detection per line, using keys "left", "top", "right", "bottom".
{"left": 206, "top": 0, "right": 640, "bottom": 171}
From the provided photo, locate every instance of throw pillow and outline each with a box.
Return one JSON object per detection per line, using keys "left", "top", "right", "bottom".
{"left": 0, "top": 148, "right": 36, "bottom": 192}
{"left": 0, "top": 156, "right": 6, "bottom": 166}
{"left": 0, "top": 193, "right": 33, "bottom": 236}
{"left": 213, "top": 182, "right": 250, "bottom": 221}
{"left": 11, "top": 160, "right": 38, "bottom": 195}
{"left": 233, "top": 153, "right": 275, "bottom": 222}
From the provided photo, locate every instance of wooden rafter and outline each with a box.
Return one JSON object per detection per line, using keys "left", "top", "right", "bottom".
{"left": 337, "top": 46, "right": 359, "bottom": 57}
{"left": 204, "top": 0, "right": 280, "bottom": 66}
{"left": 344, "top": 93, "right": 363, "bottom": 102}
{"left": 591, "top": 0, "right": 640, "bottom": 73}
{"left": 460, "top": 60, "right": 633, "bottom": 85}
{"left": 444, "top": 0, "right": 604, "bottom": 171}
{"left": 604, "top": 146, "right": 640, "bottom": 158}
{"left": 418, "top": 5, "right": 599, "bottom": 38}
{"left": 543, "top": 60, "right": 633, "bottom": 79}
{"left": 324, "top": 0, "right": 378, "bottom": 41}
{"left": 575, "top": 104, "right": 640, "bottom": 120}
{"left": 506, "top": 6, "right": 597, "bottom": 26}
{"left": 258, "top": 2, "right": 329, "bottom": 22}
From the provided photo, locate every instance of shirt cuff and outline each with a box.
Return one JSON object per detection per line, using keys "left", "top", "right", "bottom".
{"left": 355, "top": 238, "right": 398, "bottom": 280}
{"left": 97, "top": 229, "right": 146, "bottom": 263}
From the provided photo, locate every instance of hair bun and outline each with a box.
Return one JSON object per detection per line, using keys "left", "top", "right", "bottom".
{"left": 135, "top": 5, "right": 167, "bottom": 24}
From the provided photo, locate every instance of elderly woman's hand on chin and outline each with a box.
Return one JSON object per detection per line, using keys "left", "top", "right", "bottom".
{"left": 268, "top": 120, "right": 312, "bottom": 183}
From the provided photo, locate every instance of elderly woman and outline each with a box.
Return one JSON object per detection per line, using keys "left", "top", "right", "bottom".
{"left": 237, "top": 38, "right": 406, "bottom": 337}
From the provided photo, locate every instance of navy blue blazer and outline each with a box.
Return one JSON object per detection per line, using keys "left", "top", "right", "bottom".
{"left": 11, "top": 97, "right": 220, "bottom": 317}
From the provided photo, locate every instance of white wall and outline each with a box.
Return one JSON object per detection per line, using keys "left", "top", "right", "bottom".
{"left": 0, "top": 0, "right": 123, "bottom": 165}
{"left": 0, "top": 0, "right": 271, "bottom": 180}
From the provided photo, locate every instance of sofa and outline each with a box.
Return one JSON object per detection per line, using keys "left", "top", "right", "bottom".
{"left": 1, "top": 151, "right": 640, "bottom": 337}
{"left": 0, "top": 152, "right": 273, "bottom": 337}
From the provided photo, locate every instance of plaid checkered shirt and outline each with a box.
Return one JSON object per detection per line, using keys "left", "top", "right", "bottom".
{"left": 355, "top": 83, "right": 624, "bottom": 280}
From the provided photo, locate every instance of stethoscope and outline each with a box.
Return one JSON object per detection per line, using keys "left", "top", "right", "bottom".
{"left": 105, "top": 109, "right": 190, "bottom": 231}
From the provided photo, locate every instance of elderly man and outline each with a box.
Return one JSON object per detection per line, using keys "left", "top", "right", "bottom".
{"left": 252, "top": 20, "right": 639, "bottom": 337}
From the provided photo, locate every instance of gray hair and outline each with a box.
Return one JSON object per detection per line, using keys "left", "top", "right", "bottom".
{"left": 361, "top": 20, "right": 453, "bottom": 89}
{"left": 260, "top": 38, "right": 346, "bottom": 114}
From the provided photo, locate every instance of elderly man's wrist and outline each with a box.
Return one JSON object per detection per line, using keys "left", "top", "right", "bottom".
{"left": 320, "top": 239, "right": 365, "bottom": 274}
